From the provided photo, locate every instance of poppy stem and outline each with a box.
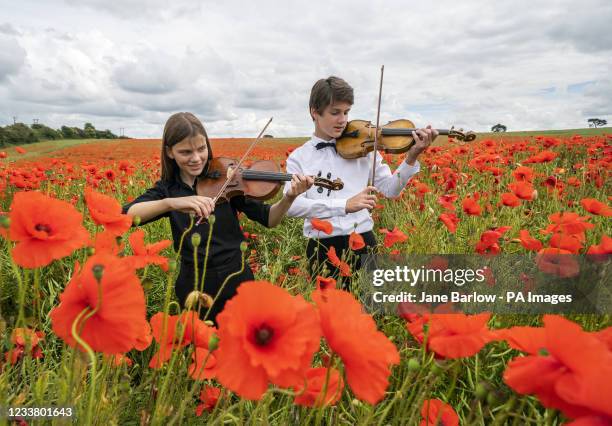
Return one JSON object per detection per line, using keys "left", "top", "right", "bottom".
{"left": 70, "top": 306, "right": 98, "bottom": 426}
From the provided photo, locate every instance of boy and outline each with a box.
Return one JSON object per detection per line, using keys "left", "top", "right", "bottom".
{"left": 284, "top": 76, "right": 437, "bottom": 285}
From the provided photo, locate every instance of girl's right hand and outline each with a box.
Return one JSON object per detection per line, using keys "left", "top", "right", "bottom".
{"left": 167, "top": 196, "right": 215, "bottom": 218}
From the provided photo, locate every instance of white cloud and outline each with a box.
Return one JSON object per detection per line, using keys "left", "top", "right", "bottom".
{"left": 1, "top": 0, "right": 610, "bottom": 137}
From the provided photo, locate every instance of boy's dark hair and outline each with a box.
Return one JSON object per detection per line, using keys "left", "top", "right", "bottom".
{"left": 161, "top": 112, "right": 213, "bottom": 182}
{"left": 309, "top": 76, "right": 354, "bottom": 119}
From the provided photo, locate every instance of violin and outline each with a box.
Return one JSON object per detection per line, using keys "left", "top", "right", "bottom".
{"left": 196, "top": 157, "right": 344, "bottom": 203}
{"left": 335, "top": 119, "right": 477, "bottom": 159}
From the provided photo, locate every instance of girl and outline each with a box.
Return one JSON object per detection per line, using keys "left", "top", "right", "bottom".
{"left": 123, "top": 112, "right": 313, "bottom": 323}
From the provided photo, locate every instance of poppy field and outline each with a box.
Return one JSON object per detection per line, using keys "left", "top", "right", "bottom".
{"left": 0, "top": 130, "right": 611, "bottom": 425}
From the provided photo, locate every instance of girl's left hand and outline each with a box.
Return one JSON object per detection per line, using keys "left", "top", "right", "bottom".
{"left": 286, "top": 174, "right": 314, "bottom": 199}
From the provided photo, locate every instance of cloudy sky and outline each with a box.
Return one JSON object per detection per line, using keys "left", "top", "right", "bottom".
{"left": 1, "top": 0, "right": 611, "bottom": 137}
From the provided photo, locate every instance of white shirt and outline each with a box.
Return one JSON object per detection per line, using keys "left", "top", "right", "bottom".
{"left": 284, "top": 134, "right": 420, "bottom": 238}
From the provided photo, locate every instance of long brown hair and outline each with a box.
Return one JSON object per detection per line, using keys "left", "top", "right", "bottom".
{"left": 160, "top": 112, "right": 213, "bottom": 182}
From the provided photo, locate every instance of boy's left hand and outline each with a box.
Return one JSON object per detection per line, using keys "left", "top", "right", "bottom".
{"left": 286, "top": 174, "right": 314, "bottom": 199}
{"left": 405, "top": 125, "right": 438, "bottom": 164}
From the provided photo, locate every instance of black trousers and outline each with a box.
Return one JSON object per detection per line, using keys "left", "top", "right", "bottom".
{"left": 306, "top": 231, "right": 377, "bottom": 290}
{"left": 175, "top": 254, "right": 254, "bottom": 325}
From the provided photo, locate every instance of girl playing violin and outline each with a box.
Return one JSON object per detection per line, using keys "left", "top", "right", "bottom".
{"left": 284, "top": 76, "right": 437, "bottom": 287}
{"left": 123, "top": 112, "right": 313, "bottom": 323}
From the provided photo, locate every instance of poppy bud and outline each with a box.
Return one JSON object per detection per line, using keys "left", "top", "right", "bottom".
{"left": 185, "top": 291, "right": 213, "bottom": 310}
{"left": 407, "top": 358, "right": 420, "bottom": 372}
{"left": 351, "top": 398, "right": 361, "bottom": 407}
{"left": 430, "top": 362, "right": 443, "bottom": 376}
{"left": 142, "top": 278, "right": 152, "bottom": 291}
{"left": 92, "top": 264, "right": 104, "bottom": 282}
{"left": 191, "top": 233, "right": 201, "bottom": 247}
{"left": 240, "top": 242, "right": 248, "bottom": 252}
{"left": 168, "top": 259, "right": 177, "bottom": 272}
{"left": 0, "top": 216, "right": 9, "bottom": 228}
{"left": 208, "top": 214, "right": 216, "bottom": 225}
{"left": 475, "top": 382, "right": 488, "bottom": 401}
{"left": 208, "top": 333, "right": 219, "bottom": 352}
{"left": 87, "top": 247, "right": 95, "bottom": 256}
{"left": 133, "top": 216, "right": 141, "bottom": 226}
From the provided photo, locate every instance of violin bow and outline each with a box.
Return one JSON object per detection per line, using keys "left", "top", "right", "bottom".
{"left": 369, "top": 65, "right": 385, "bottom": 187}
{"left": 195, "top": 117, "right": 273, "bottom": 225}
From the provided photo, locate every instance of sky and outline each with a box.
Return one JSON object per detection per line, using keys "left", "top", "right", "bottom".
{"left": 1, "top": 0, "right": 611, "bottom": 138}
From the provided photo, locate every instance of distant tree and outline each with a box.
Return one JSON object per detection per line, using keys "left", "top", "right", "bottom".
{"left": 0, "top": 127, "right": 6, "bottom": 147}
{"left": 263, "top": 134, "right": 274, "bottom": 138}
{"left": 84, "top": 122, "right": 97, "bottom": 138}
{"left": 73, "top": 127, "right": 86, "bottom": 138}
{"left": 588, "top": 118, "right": 607, "bottom": 128}
{"left": 4, "top": 123, "right": 38, "bottom": 145}
{"left": 491, "top": 123, "right": 507, "bottom": 132}
{"left": 31, "top": 123, "right": 61, "bottom": 140}
{"left": 60, "top": 125, "right": 76, "bottom": 139}
{"left": 95, "top": 129, "right": 117, "bottom": 139}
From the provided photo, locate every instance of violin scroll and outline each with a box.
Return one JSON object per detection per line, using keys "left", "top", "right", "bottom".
{"left": 314, "top": 177, "right": 344, "bottom": 191}
{"left": 448, "top": 126, "right": 477, "bottom": 142}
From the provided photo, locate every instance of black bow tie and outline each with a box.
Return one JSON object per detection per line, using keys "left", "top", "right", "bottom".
{"left": 315, "top": 141, "right": 337, "bottom": 152}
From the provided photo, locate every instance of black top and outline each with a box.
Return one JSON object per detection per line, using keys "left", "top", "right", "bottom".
{"left": 122, "top": 174, "right": 271, "bottom": 268}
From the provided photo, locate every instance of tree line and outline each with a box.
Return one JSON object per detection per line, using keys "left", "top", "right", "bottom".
{"left": 0, "top": 122, "right": 128, "bottom": 147}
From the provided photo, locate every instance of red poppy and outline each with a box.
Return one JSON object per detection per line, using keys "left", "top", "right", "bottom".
{"left": 379, "top": 227, "right": 408, "bottom": 248}
{"left": 508, "top": 181, "right": 536, "bottom": 200}
{"left": 462, "top": 195, "right": 482, "bottom": 216}
{"left": 518, "top": 229, "right": 543, "bottom": 251}
{"left": 420, "top": 399, "right": 459, "bottom": 426}
{"left": 8, "top": 191, "right": 90, "bottom": 268}
{"left": 501, "top": 192, "right": 521, "bottom": 207}
{"left": 587, "top": 235, "right": 612, "bottom": 255}
{"left": 0, "top": 151, "right": 7, "bottom": 159}
{"left": 50, "top": 253, "right": 148, "bottom": 354}
{"left": 439, "top": 213, "right": 460, "bottom": 233}
{"left": 127, "top": 229, "right": 172, "bottom": 271}
{"left": 293, "top": 367, "right": 344, "bottom": 407}
{"left": 84, "top": 187, "right": 133, "bottom": 236}
{"left": 406, "top": 313, "right": 493, "bottom": 359}
{"left": 92, "top": 230, "right": 124, "bottom": 256}
{"left": 512, "top": 166, "right": 535, "bottom": 182}
{"left": 214, "top": 281, "right": 321, "bottom": 400}
{"left": 195, "top": 386, "right": 222, "bottom": 416}
{"left": 503, "top": 315, "right": 612, "bottom": 420}
{"left": 349, "top": 231, "right": 365, "bottom": 250}
{"left": 536, "top": 248, "right": 580, "bottom": 278}
{"left": 311, "top": 218, "right": 333, "bottom": 235}
{"left": 312, "top": 288, "right": 400, "bottom": 404}
{"left": 316, "top": 276, "right": 337, "bottom": 291}
{"left": 326, "top": 246, "right": 352, "bottom": 277}
{"left": 148, "top": 311, "right": 209, "bottom": 368}
{"left": 548, "top": 233, "right": 583, "bottom": 254}
{"left": 5, "top": 328, "right": 45, "bottom": 364}
{"left": 541, "top": 212, "right": 594, "bottom": 236}
{"left": 437, "top": 194, "right": 458, "bottom": 211}
{"left": 580, "top": 198, "right": 612, "bottom": 217}
{"left": 106, "top": 354, "right": 133, "bottom": 367}
{"left": 15, "top": 146, "right": 27, "bottom": 154}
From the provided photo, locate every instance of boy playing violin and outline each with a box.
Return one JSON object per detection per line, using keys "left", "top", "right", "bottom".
{"left": 284, "top": 76, "right": 437, "bottom": 287}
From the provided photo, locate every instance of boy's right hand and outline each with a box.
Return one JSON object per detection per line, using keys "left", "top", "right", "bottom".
{"left": 345, "top": 186, "right": 378, "bottom": 213}
{"left": 167, "top": 196, "right": 215, "bottom": 218}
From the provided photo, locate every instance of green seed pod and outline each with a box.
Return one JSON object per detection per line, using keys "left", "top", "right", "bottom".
{"left": 132, "top": 215, "right": 141, "bottom": 226}
{"left": 407, "top": 358, "right": 421, "bottom": 372}
{"left": 475, "top": 382, "right": 488, "bottom": 401}
{"left": 168, "top": 259, "right": 177, "bottom": 272}
{"left": 191, "top": 232, "right": 201, "bottom": 247}
{"left": 208, "top": 333, "right": 220, "bottom": 352}
{"left": 430, "top": 362, "right": 443, "bottom": 376}
{"left": 86, "top": 247, "right": 96, "bottom": 256}
{"left": 208, "top": 214, "right": 216, "bottom": 225}
{"left": 92, "top": 264, "right": 104, "bottom": 282}
{"left": 0, "top": 215, "right": 10, "bottom": 228}
{"left": 240, "top": 241, "right": 248, "bottom": 252}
